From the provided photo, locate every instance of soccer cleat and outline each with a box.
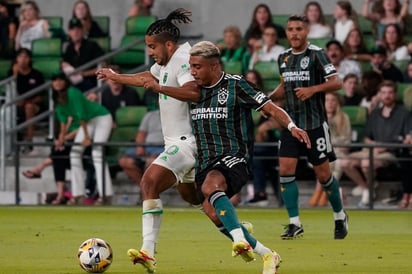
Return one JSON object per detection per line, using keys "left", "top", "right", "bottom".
{"left": 232, "top": 241, "right": 255, "bottom": 262}
{"left": 262, "top": 251, "right": 282, "bottom": 274}
{"left": 240, "top": 221, "right": 254, "bottom": 234}
{"left": 280, "top": 224, "right": 304, "bottom": 240}
{"left": 127, "top": 249, "right": 156, "bottom": 273}
{"left": 334, "top": 211, "right": 349, "bottom": 239}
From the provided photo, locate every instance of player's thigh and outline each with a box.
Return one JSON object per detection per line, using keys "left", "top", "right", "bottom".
{"left": 140, "top": 164, "right": 177, "bottom": 197}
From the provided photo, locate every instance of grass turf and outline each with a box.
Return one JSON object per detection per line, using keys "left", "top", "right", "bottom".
{"left": 0, "top": 207, "right": 410, "bottom": 274}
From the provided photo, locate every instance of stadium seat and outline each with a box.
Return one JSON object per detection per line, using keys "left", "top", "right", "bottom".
{"left": 125, "top": 16, "right": 156, "bottom": 36}
{"left": 112, "top": 35, "right": 146, "bottom": 70}
{"left": 0, "top": 59, "right": 12, "bottom": 80}
{"left": 94, "top": 16, "right": 110, "bottom": 35}
{"left": 32, "top": 59, "right": 62, "bottom": 80}
{"left": 262, "top": 79, "right": 280, "bottom": 92}
{"left": 222, "top": 60, "right": 242, "bottom": 75}
{"left": 90, "top": 37, "right": 111, "bottom": 53}
{"left": 31, "top": 38, "right": 62, "bottom": 59}
{"left": 106, "top": 106, "right": 148, "bottom": 166}
{"left": 363, "top": 35, "right": 377, "bottom": 52}
{"left": 357, "top": 15, "right": 374, "bottom": 35}
{"left": 272, "top": 14, "right": 290, "bottom": 28}
{"left": 254, "top": 61, "right": 280, "bottom": 80}
{"left": 396, "top": 82, "right": 412, "bottom": 104}
{"left": 308, "top": 37, "right": 330, "bottom": 49}
{"left": 116, "top": 106, "right": 147, "bottom": 127}
{"left": 342, "top": 105, "right": 368, "bottom": 142}
{"left": 44, "top": 16, "right": 65, "bottom": 40}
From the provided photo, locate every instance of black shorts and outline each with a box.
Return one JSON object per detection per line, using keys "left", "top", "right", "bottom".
{"left": 195, "top": 155, "right": 250, "bottom": 201}
{"left": 279, "top": 122, "right": 336, "bottom": 166}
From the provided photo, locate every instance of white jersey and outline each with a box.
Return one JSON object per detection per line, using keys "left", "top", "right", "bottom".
{"left": 150, "top": 42, "right": 194, "bottom": 145}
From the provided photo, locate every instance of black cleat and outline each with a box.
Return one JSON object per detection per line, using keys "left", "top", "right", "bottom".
{"left": 280, "top": 224, "right": 304, "bottom": 240}
{"left": 334, "top": 211, "right": 349, "bottom": 239}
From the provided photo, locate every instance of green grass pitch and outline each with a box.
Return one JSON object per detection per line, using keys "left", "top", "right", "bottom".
{"left": 0, "top": 206, "right": 410, "bottom": 274}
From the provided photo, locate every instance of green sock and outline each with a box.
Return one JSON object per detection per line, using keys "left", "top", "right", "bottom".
{"left": 280, "top": 175, "right": 299, "bottom": 218}
{"left": 322, "top": 176, "right": 343, "bottom": 212}
{"left": 209, "top": 192, "right": 240, "bottom": 233}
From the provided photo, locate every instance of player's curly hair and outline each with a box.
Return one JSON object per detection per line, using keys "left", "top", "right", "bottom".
{"left": 146, "top": 8, "right": 192, "bottom": 43}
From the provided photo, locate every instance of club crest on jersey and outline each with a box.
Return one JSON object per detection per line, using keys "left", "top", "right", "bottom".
{"left": 162, "top": 72, "right": 168, "bottom": 84}
{"left": 218, "top": 88, "right": 228, "bottom": 105}
{"left": 300, "top": 56, "right": 309, "bottom": 69}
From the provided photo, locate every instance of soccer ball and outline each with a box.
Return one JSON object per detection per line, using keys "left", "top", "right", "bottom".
{"left": 77, "top": 238, "right": 113, "bottom": 273}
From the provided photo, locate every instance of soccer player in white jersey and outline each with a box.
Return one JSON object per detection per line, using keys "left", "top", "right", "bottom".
{"left": 96, "top": 8, "right": 200, "bottom": 273}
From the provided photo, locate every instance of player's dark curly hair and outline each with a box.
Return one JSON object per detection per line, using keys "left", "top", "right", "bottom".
{"left": 146, "top": 8, "right": 192, "bottom": 43}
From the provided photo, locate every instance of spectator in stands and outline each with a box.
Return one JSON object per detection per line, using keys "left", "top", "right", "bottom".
{"left": 309, "top": 92, "right": 351, "bottom": 207}
{"left": 118, "top": 109, "right": 163, "bottom": 187}
{"left": 128, "top": 0, "right": 155, "bottom": 17}
{"left": 8, "top": 48, "right": 45, "bottom": 154}
{"left": 341, "top": 73, "right": 364, "bottom": 106}
{"left": 403, "top": 61, "right": 412, "bottom": 83}
{"left": 248, "top": 24, "right": 285, "bottom": 70}
{"left": 360, "top": 70, "right": 383, "bottom": 113}
{"left": 71, "top": 0, "right": 106, "bottom": 38}
{"left": 343, "top": 28, "right": 372, "bottom": 62}
{"left": 326, "top": 40, "right": 363, "bottom": 81}
{"left": 369, "top": 46, "right": 404, "bottom": 82}
{"left": 15, "top": 0, "right": 50, "bottom": 51}
{"left": 23, "top": 73, "right": 81, "bottom": 205}
{"left": 333, "top": 1, "right": 358, "bottom": 44}
{"left": 340, "top": 80, "right": 410, "bottom": 208}
{"left": 244, "top": 3, "right": 285, "bottom": 54}
{"left": 304, "top": 1, "right": 333, "bottom": 39}
{"left": 54, "top": 73, "right": 113, "bottom": 205}
{"left": 243, "top": 69, "right": 280, "bottom": 206}
{"left": 216, "top": 25, "right": 250, "bottom": 74}
{"left": 362, "top": 0, "right": 410, "bottom": 42}
{"left": 0, "top": 1, "right": 17, "bottom": 57}
{"left": 381, "top": 23, "right": 410, "bottom": 61}
{"left": 399, "top": 129, "right": 412, "bottom": 208}
{"left": 99, "top": 65, "right": 142, "bottom": 123}
{"left": 62, "top": 18, "right": 104, "bottom": 92}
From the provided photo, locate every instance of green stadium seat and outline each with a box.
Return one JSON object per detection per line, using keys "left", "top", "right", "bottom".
{"left": 44, "top": 16, "right": 65, "bottom": 40}
{"left": 125, "top": 16, "right": 156, "bottom": 35}
{"left": 396, "top": 82, "right": 412, "bottom": 104}
{"left": 31, "top": 38, "right": 62, "bottom": 59}
{"left": 33, "top": 58, "right": 61, "bottom": 80}
{"left": 0, "top": 59, "right": 12, "bottom": 80}
{"left": 262, "top": 79, "right": 280, "bottom": 92}
{"left": 254, "top": 61, "right": 280, "bottom": 80}
{"left": 94, "top": 16, "right": 110, "bottom": 34}
{"left": 342, "top": 105, "right": 368, "bottom": 142}
{"left": 115, "top": 106, "right": 147, "bottom": 127}
{"left": 357, "top": 15, "right": 374, "bottom": 35}
{"left": 308, "top": 37, "right": 330, "bottom": 49}
{"left": 106, "top": 106, "right": 148, "bottom": 166}
{"left": 112, "top": 35, "right": 146, "bottom": 70}
{"left": 363, "top": 35, "right": 377, "bottom": 52}
{"left": 272, "top": 14, "right": 290, "bottom": 28}
{"left": 90, "top": 37, "right": 111, "bottom": 53}
{"left": 222, "top": 60, "right": 242, "bottom": 75}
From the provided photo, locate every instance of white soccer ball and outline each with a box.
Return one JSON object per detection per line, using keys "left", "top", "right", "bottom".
{"left": 77, "top": 238, "right": 113, "bottom": 273}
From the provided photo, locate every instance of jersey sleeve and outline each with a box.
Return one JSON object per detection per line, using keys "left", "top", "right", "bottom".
{"left": 150, "top": 63, "right": 161, "bottom": 81}
{"left": 315, "top": 50, "right": 337, "bottom": 78}
{"left": 175, "top": 57, "right": 194, "bottom": 86}
{"left": 236, "top": 77, "right": 270, "bottom": 111}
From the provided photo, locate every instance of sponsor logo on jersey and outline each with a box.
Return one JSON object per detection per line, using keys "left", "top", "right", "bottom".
{"left": 162, "top": 72, "right": 168, "bottom": 84}
{"left": 282, "top": 70, "right": 310, "bottom": 82}
{"left": 191, "top": 107, "right": 228, "bottom": 120}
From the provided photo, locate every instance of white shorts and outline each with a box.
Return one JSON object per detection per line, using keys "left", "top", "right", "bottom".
{"left": 152, "top": 135, "right": 197, "bottom": 185}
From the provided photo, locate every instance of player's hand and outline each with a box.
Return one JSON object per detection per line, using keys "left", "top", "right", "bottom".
{"left": 141, "top": 76, "right": 161, "bottom": 92}
{"left": 82, "top": 137, "right": 92, "bottom": 147}
{"left": 291, "top": 127, "right": 311, "bottom": 149}
{"left": 294, "top": 87, "right": 315, "bottom": 101}
{"left": 96, "top": 68, "right": 116, "bottom": 81}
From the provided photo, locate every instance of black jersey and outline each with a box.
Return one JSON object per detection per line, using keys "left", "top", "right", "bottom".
{"left": 190, "top": 73, "right": 270, "bottom": 172}
{"left": 278, "top": 43, "right": 337, "bottom": 130}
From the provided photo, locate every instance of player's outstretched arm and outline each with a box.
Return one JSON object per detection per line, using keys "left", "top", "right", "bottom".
{"left": 261, "top": 102, "right": 311, "bottom": 148}
{"left": 96, "top": 68, "right": 154, "bottom": 87}
{"left": 140, "top": 79, "right": 201, "bottom": 102}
